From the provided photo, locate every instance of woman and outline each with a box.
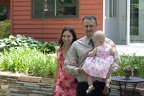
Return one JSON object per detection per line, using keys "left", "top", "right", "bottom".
{"left": 52, "top": 26, "right": 77, "bottom": 96}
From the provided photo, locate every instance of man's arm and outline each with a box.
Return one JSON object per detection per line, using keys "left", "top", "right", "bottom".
{"left": 110, "top": 50, "right": 121, "bottom": 73}
{"left": 64, "top": 42, "right": 79, "bottom": 76}
{"left": 105, "top": 38, "right": 121, "bottom": 73}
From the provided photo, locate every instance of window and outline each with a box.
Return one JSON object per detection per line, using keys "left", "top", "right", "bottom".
{"left": 130, "top": 0, "right": 144, "bottom": 43}
{"left": 0, "top": 6, "right": 8, "bottom": 21}
{"left": 130, "top": 0, "right": 139, "bottom": 35}
{"left": 32, "top": 0, "right": 78, "bottom": 18}
{"left": 109, "top": 0, "right": 117, "bottom": 17}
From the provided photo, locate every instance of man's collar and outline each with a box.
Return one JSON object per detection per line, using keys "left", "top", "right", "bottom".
{"left": 85, "top": 36, "right": 91, "bottom": 44}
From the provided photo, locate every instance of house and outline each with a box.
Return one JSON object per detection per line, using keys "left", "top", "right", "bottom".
{"left": 0, "top": 0, "right": 144, "bottom": 56}
{"left": 0, "top": 0, "right": 103, "bottom": 42}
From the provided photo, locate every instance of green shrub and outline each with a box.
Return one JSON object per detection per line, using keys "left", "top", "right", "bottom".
{"left": 0, "top": 34, "right": 58, "bottom": 53}
{"left": 112, "top": 53, "right": 144, "bottom": 78}
{"left": 0, "top": 20, "right": 10, "bottom": 39}
{"left": 0, "top": 46, "right": 57, "bottom": 78}
{"left": 0, "top": 34, "right": 58, "bottom": 78}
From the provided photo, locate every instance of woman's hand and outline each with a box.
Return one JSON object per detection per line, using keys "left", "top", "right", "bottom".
{"left": 69, "top": 59, "right": 78, "bottom": 67}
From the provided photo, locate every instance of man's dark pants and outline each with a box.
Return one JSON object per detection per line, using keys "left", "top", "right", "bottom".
{"left": 76, "top": 80, "right": 110, "bottom": 96}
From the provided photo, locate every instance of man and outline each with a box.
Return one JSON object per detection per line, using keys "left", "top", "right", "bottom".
{"left": 64, "top": 15, "right": 121, "bottom": 96}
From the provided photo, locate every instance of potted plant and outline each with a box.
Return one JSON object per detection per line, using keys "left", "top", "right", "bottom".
{"left": 123, "top": 65, "right": 133, "bottom": 79}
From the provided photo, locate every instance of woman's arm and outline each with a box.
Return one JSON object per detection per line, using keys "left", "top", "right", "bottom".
{"left": 69, "top": 59, "right": 78, "bottom": 67}
{"left": 52, "top": 46, "right": 59, "bottom": 91}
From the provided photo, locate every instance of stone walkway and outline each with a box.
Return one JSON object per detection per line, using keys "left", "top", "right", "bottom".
{"left": 109, "top": 85, "right": 120, "bottom": 96}
{"left": 0, "top": 72, "right": 143, "bottom": 96}
{"left": 110, "top": 84, "right": 144, "bottom": 96}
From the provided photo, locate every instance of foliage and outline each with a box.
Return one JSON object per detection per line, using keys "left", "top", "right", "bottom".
{"left": 0, "top": 34, "right": 58, "bottom": 54}
{"left": 0, "top": 20, "right": 10, "bottom": 39}
{"left": 112, "top": 53, "right": 144, "bottom": 78}
{"left": 0, "top": 46, "right": 57, "bottom": 78}
{"left": 0, "top": 35, "right": 58, "bottom": 78}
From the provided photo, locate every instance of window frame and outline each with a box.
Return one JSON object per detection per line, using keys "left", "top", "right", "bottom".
{"left": 32, "top": 0, "right": 79, "bottom": 18}
{"left": 0, "top": 6, "right": 8, "bottom": 21}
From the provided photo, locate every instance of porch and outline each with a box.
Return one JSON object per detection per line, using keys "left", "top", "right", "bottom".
{"left": 117, "top": 44, "right": 144, "bottom": 56}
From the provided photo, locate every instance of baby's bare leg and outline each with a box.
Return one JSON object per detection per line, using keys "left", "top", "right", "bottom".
{"left": 104, "top": 78, "right": 111, "bottom": 86}
{"left": 103, "top": 76, "right": 111, "bottom": 95}
{"left": 88, "top": 76, "right": 93, "bottom": 87}
{"left": 86, "top": 76, "right": 95, "bottom": 94}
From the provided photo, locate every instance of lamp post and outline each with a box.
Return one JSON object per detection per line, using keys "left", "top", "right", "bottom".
{"left": 42, "top": 0, "right": 48, "bottom": 42}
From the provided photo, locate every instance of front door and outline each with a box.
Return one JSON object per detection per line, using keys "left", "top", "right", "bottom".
{"left": 104, "top": 0, "right": 144, "bottom": 45}
{"left": 104, "top": 0, "right": 127, "bottom": 45}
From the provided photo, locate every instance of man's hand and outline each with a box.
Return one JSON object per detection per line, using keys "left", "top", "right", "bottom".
{"left": 111, "top": 42, "right": 116, "bottom": 48}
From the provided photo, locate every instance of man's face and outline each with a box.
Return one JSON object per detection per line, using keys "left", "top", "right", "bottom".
{"left": 83, "top": 19, "right": 97, "bottom": 38}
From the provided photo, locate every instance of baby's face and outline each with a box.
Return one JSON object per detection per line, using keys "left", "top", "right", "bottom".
{"left": 92, "top": 38, "right": 102, "bottom": 47}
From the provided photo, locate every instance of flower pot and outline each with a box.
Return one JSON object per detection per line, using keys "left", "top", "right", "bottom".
{"left": 124, "top": 71, "right": 132, "bottom": 80}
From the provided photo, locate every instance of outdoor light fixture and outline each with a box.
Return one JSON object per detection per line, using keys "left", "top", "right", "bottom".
{"left": 44, "top": 0, "right": 48, "bottom": 12}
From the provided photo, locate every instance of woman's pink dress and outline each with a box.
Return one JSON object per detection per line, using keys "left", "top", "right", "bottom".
{"left": 55, "top": 46, "right": 77, "bottom": 96}
{"left": 82, "top": 44, "right": 114, "bottom": 78}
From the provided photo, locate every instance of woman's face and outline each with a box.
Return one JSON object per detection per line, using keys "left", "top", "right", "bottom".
{"left": 62, "top": 31, "right": 73, "bottom": 46}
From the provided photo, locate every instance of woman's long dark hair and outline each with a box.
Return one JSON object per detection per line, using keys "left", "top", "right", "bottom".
{"left": 58, "top": 25, "right": 77, "bottom": 47}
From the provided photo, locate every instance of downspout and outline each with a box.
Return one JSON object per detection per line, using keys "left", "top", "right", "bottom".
{"left": 103, "top": 0, "right": 105, "bottom": 33}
